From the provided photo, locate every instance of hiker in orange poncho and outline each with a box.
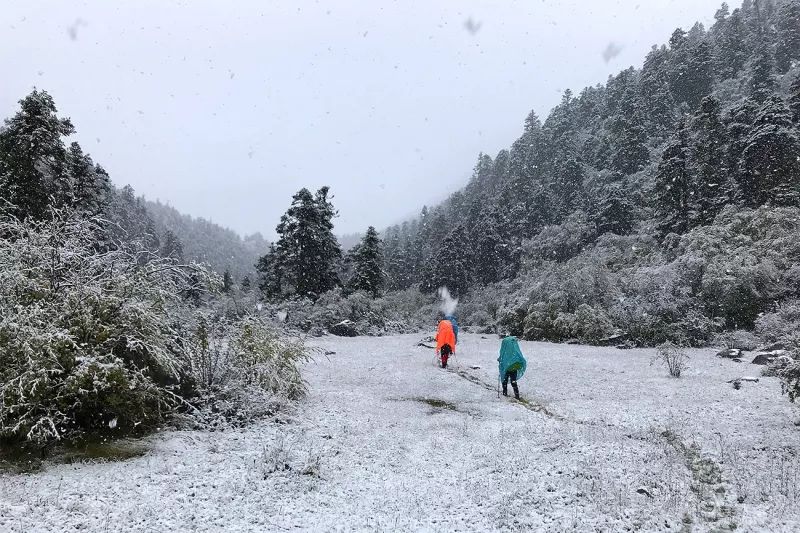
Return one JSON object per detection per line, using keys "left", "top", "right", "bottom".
{"left": 436, "top": 319, "right": 457, "bottom": 369}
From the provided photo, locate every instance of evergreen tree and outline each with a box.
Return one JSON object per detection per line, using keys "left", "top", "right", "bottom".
{"left": 241, "top": 275, "right": 252, "bottom": 292}
{"left": 257, "top": 243, "right": 282, "bottom": 297}
{"left": 505, "top": 111, "right": 550, "bottom": 239}
{"left": 775, "top": 0, "right": 800, "bottom": 72}
{"left": 160, "top": 229, "right": 184, "bottom": 261}
{"left": 714, "top": 8, "right": 749, "bottom": 79}
{"left": 726, "top": 100, "right": 758, "bottom": 204}
{"left": 409, "top": 206, "right": 431, "bottom": 277}
{"left": 106, "top": 185, "right": 160, "bottom": 252}
{"left": 471, "top": 215, "right": 507, "bottom": 285}
{"left": 512, "top": 110, "right": 545, "bottom": 179}
{"left": 348, "top": 226, "right": 384, "bottom": 297}
{"left": 65, "top": 142, "right": 110, "bottom": 217}
{"left": 184, "top": 272, "right": 203, "bottom": 307}
{"left": 313, "top": 186, "right": 342, "bottom": 290}
{"left": 553, "top": 157, "right": 586, "bottom": 221}
{"left": 750, "top": 33, "right": 776, "bottom": 103}
{"left": 222, "top": 270, "right": 234, "bottom": 293}
{"left": 711, "top": 2, "right": 730, "bottom": 35}
{"left": 610, "top": 87, "right": 650, "bottom": 175}
{"left": 655, "top": 121, "right": 693, "bottom": 236}
{"left": 592, "top": 183, "right": 635, "bottom": 235}
{"left": 668, "top": 28, "right": 715, "bottom": 109}
{"left": 744, "top": 0, "right": 768, "bottom": 45}
{"left": 263, "top": 187, "right": 342, "bottom": 299}
{"left": 542, "top": 90, "right": 578, "bottom": 159}
{"left": 667, "top": 29, "right": 691, "bottom": 103}
{"left": 690, "top": 96, "right": 731, "bottom": 225}
{"left": 789, "top": 73, "right": 800, "bottom": 123}
{"left": 684, "top": 38, "right": 715, "bottom": 108}
{"left": 428, "top": 225, "right": 470, "bottom": 297}
{"left": 0, "top": 90, "right": 74, "bottom": 220}
{"left": 639, "top": 45, "right": 677, "bottom": 137}
{"left": 739, "top": 96, "right": 800, "bottom": 206}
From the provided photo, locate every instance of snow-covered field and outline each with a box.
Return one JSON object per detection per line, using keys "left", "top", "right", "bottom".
{"left": 2, "top": 333, "right": 799, "bottom": 532}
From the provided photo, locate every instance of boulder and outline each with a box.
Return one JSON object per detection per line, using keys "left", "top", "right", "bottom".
{"left": 751, "top": 350, "right": 788, "bottom": 365}
{"left": 717, "top": 348, "right": 743, "bottom": 359}
{"left": 329, "top": 320, "right": 359, "bottom": 337}
{"left": 598, "top": 333, "right": 625, "bottom": 346}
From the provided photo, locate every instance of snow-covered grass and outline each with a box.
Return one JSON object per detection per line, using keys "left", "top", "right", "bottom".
{"left": 2, "top": 334, "right": 799, "bottom": 531}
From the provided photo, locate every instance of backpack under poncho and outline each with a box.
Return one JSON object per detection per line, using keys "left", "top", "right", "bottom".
{"left": 498, "top": 336, "right": 527, "bottom": 381}
{"left": 444, "top": 315, "right": 459, "bottom": 343}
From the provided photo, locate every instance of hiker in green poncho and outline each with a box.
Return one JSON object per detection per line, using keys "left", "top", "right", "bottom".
{"left": 498, "top": 336, "right": 527, "bottom": 400}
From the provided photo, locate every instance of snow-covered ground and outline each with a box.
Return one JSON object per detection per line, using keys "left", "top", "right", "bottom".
{"left": 2, "top": 334, "right": 799, "bottom": 532}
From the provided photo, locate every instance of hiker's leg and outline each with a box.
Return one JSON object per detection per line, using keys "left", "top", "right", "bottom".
{"left": 509, "top": 370, "right": 520, "bottom": 399}
{"left": 502, "top": 371, "right": 509, "bottom": 396}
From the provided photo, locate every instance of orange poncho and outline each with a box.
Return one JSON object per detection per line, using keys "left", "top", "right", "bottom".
{"left": 436, "top": 320, "right": 456, "bottom": 354}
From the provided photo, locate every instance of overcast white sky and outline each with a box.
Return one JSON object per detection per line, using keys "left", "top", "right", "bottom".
{"left": 2, "top": 0, "right": 723, "bottom": 238}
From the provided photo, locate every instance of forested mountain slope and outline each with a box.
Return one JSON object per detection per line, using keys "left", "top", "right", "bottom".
{"left": 0, "top": 89, "right": 264, "bottom": 282}
{"left": 146, "top": 199, "right": 266, "bottom": 281}
{"left": 382, "top": 0, "right": 800, "bottom": 347}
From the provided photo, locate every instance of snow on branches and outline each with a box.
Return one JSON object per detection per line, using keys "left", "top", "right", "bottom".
{"left": 0, "top": 207, "right": 214, "bottom": 445}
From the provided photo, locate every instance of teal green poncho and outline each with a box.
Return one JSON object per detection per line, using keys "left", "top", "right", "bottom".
{"left": 498, "top": 336, "right": 527, "bottom": 381}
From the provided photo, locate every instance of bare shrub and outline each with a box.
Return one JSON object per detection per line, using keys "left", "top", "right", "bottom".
{"left": 259, "top": 436, "right": 291, "bottom": 478}
{"left": 187, "top": 315, "right": 310, "bottom": 425}
{"left": 713, "top": 329, "right": 760, "bottom": 351}
{"left": 652, "top": 342, "right": 689, "bottom": 378}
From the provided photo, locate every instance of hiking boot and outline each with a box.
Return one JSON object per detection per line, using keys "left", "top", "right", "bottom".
{"left": 502, "top": 384, "right": 508, "bottom": 396}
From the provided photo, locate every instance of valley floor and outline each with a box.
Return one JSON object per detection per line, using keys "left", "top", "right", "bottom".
{"left": 1, "top": 334, "right": 799, "bottom": 532}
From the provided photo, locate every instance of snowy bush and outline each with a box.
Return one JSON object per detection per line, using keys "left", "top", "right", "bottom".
{"left": 713, "top": 330, "right": 760, "bottom": 351}
{"left": 572, "top": 305, "right": 615, "bottom": 343}
{"left": 652, "top": 342, "right": 689, "bottom": 378}
{"left": 264, "top": 286, "right": 436, "bottom": 336}
{"left": 755, "top": 300, "right": 800, "bottom": 349}
{"left": 457, "top": 284, "right": 503, "bottom": 328}
{"left": 780, "top": 360, "right": 800, "bottom": 403}
{"left": 0, "top": 209, "right": 215, "bottom": 446}
{"left": 186, "top": 314, "right": 309, "bottom": 425}
{"left": 522, "top": 302, "right": 560, "bottom": 341}
{"left": 499, "top": 306, "right": 527, "bottom": 338}
{"left": 763, "top": 355, "right": 795, "bottom": 378}
{"left": 524, "top": 210, "right": 596, "bottom": 264}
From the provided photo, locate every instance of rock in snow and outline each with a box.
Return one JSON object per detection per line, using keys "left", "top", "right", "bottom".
{"left": 717, "top": 348, "right": 743, "bottom": 359}
{"left": 751, "top": 350, "right": 789, "bottom": 365}
{"left": 329, "top": 320, "right": 358, "bottom": 337}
